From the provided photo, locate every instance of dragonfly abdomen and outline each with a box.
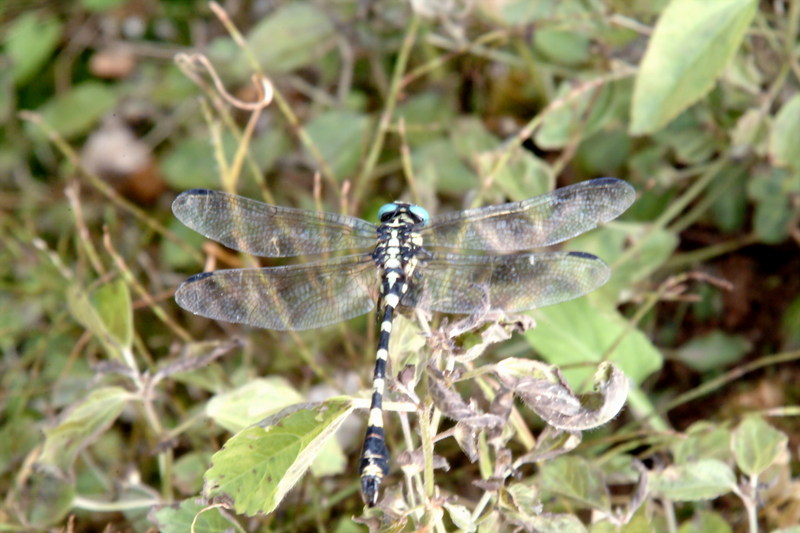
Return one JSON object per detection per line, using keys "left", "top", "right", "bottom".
{"left": 359, "top": 302, "right": 393, "bottom": 506}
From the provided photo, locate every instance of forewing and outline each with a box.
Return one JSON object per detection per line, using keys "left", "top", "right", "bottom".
{"left": 403, "top": 251, "right": 610, "bottom": 314}
{"left": 422, "top": 177, "right": 635, "bottom": 252}
{"left": 172, "top": 189, "right": 377, "bottom": 257}
{"left": 175, "top": 254, "right": 378, "bottom": 330}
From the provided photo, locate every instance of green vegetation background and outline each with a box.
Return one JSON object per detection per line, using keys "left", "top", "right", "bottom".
{"left": 1, "top": 0, "right": 799, "bottom": 531}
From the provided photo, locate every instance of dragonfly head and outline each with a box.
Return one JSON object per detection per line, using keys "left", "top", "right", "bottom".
{"left": 378, "top": 202, "right": 430, "bottom": 226}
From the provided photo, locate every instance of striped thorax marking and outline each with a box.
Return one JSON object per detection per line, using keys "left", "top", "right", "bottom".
{"left": 359, "top": 202, "right": 429, "bottom": 506}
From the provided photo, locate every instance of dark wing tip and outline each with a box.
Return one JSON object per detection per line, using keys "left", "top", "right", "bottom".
{"left": 184, "top": 188, "right": 214, "bottom": 195}
{"left": 591, "top": 176, "right": 625, "bottom": 186}
{"left": 567, "top": 250, "right": 598, "bottom": 260}
{"left": 589, "top": 177, "right": 636, "bottom": 219}
{"left": 172, "top": 189, "right": 216, "bottom": 219}
{"left": 598, "top": 175, "right": 635, "bottom": 194}
{"left": 183, "top": 271, "right": 214, "bottom": 284}
{"left": 173, "top": 189, "right": 214, "bottom": 204}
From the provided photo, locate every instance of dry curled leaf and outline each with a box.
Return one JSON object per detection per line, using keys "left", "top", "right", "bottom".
{"left": 454, "top": 315, "right": 536, "bottom": 363}
{"left": 495, "top": 360, "right": 629, "bottom": 431}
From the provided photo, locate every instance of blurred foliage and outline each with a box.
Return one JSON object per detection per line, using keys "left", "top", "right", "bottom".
{"left": 1, "top": 0, "right": 800, "bottom": 531}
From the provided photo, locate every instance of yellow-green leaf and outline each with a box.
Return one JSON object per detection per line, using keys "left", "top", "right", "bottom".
{"left": 630, "top": 0, "right": 757, "bottom": 134}
{"left": 539, "top": 456, "right": 610, "bottom": 511}
{"left": 732, "top": 416, "right": 788, "bottom": 477}
{"left": 67, "top": 280, "right": 133, "bottom": 360}
{"left": 39, "top": 386, "right": 130, "bottom": 472}
{"left": 769, "top": 94, "right": 800, "bottom": 169}
{"left": 4, "top": 12, "right": 61, "bottom": 86}
{"left": 32, "top": 81, "right": 117, "bottom": 140}
{"left": 204, "top": 398, "right": 355, "bottom": 516}
{"left": 149, "top": 499, "right": 245, "bottom": 533}
{"left": 650, "top": 459, "right": 736, "bottom": 501}
{"left": 206, "top": 377, "right": 304, "bottom": 433}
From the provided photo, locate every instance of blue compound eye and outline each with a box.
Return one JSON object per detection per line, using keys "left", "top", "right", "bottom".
{"left": 409, "top": 205, "right": 430, "bottom": 225}
{"left": 378, "top": 203, "right": 397, "bottom": 221}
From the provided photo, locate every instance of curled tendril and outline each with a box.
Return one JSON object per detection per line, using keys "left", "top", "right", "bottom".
{"left": 174, "top": 52, "right": 274, "bottom": 111}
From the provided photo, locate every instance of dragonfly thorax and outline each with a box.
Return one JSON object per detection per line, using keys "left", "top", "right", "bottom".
{"left": 374, "top": 210, "right": 425, "bottom": 266}
{"left": 373, "top": 204, "right": 426, "bottom": 311}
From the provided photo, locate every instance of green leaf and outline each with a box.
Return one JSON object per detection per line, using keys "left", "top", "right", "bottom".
{"left": 730, "top": 108, "right": 769, "bottom": 158}
{"left": 412, "top": 138, "right": 480, "bottom": 194}
{"left": 477, "top": 511, "right": 502, "bottom": 532}
{"left": 476, "top": 147, "right": 551, "bottom": 203}
{"left": 160, "top": 217, "right": 207, "bottom": 270}
{"left": 527, "top": 298, "right": 663, "bottom": 388}
{"left": 748, "top": 167, "right": 793, "bottom": 243}
{"left": 506, "top": 478, "right": 542, "bottom": 516}
{"left": 769, "top": 94, "right": 800, "bottom": 169}
{"left": 67, "top": 280, "right": 133, "bottom": 360}
{"left": 576, "top": 130, "right": 632, "bottom": 177}
{"left": 309, "top": 430, "right": 348, "bottom": 478}
{"left": 449, "top": 118, "right": 551, "bottom": 202}
{"left": 80, "top": 0, "right": 128, "bottom": 11}
{"left": 676, "top": 511, "right": 732, "bottom": 533}
{"left": 0, "top": 413, "right": 40, "bottom": 475}
{"left": 4, "top": 12, "right": 61, "bottom": 85}
{"left": 444, "top": 502, "right": 477, "bottom": 532}
{"left": 161, "top": 137, "right": 221, "bottom": 190}
{"left": 450, "top": 116, "right": 501, "bottom": 157}
{"left": 206, "top": 377, "right": 305, "bottom": 433}
{"left": 672, "top": 421, "right": 733, "bottom": 465}
{"left": 534, "top": 29, "right": 591, "bottom": 66}
{"left": 650, "top": 459, "right": 736, "bottom": 501}
{"left": 214, "top": 2, "right": 335, "bottom": 78}
{"left": 655, "top": 115, "right": 720, "bottom": 164}
{"left": 754, "top": 199, "right": 791, "bottom": 243}
{"left": 397, "top": 92, "right": 456, "bottom": 147}
{"left": 536, "top": 81, "right": 620, "bottom": 149}
{"left": 19, "top": 469, "right": 75, "bottom": 528}
{"left": 32, "top": 81, "right": 117, "bottom": 140}
{"left": 710, "top": 166, "right": 748, "bottom": 232}
{"left": 149, "top": 499, "right": 245, "bottom": 533}
{"left": 172, "top": 452, "right": 212, "bottom": 495}
{"left": 92, "top": 279, "right": 133, "bottom": 351}
{"left": 39, "top": 386, "right": 130, "bottom": 472}
{"left": 539, "top": 456, "right": 610, "bottom": 511}
{"left": 732, "top": 416, "right": 788, "bottom": 477}
{"left": 526, "top": 514, "right": 588, "bottom": 533}
{"left": 478, "top": 0, "right": 558, "bottom": 26}
{"left": 676, "top": 331, "right": 750, "bottom": 372}
{"left": 250, "top": 127, "right": 292, "bottom": 174}
{"left": 630, "top": 0, "right": 757, "bottom": 134}
{"left": 206, "top": 377, "right": 347, "bottom": 482}
{"left": 304, "top": 109, "right": 371, "bottom": 181}
{"left": 204, "top": 398, "right": 355, "bottom": 515}
{"left": 601, "top": 507, "right": 658, "bottom": 533}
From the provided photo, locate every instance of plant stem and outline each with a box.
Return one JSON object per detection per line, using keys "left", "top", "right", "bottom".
{"left": 352, "top": 12, "right": 421, "bottom": 205}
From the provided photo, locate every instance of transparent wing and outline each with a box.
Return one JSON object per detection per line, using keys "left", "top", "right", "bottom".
{"left": 175, "top": 254, "right": 378, "bottom": 330}
{"left": 172, "top": 189, "right": 377, "bottom": 257}
{"left": 402, "top": 251, "right": 610, "bottom": 314}
{"left": 421, "top": 178, "right": 635, "bottom": 252}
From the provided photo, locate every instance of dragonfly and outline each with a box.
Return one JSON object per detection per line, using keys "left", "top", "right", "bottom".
{"left": 172, "top": 177, "right": 636, "bottom": 506}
